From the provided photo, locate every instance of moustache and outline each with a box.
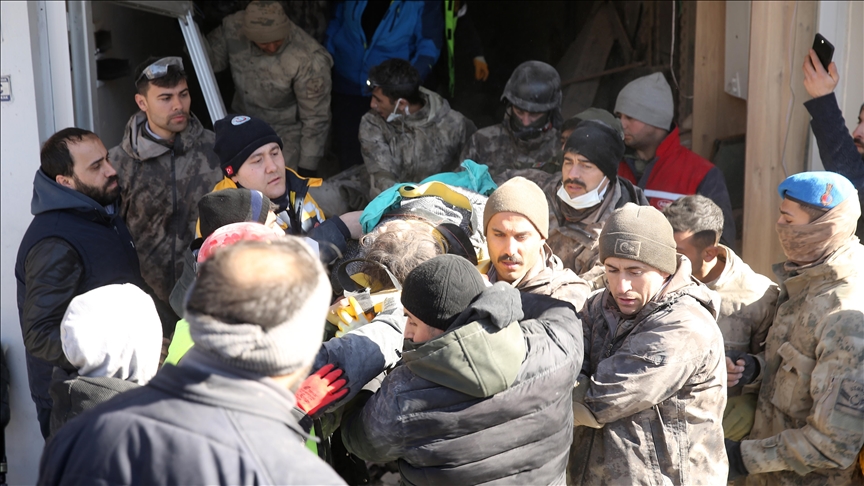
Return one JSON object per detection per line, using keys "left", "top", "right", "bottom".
{"left": 105, "top": 175, "right": 119, "bottom": 188}
{"left": 563, "top": 178, "right": 587, "bottom": 190}
{"left": 854, "top": 137, "right": 863, "bottom": 146}
{"left": 497, "top": 254, "right": 523, "bottom": 265}
{"left": 169, "top": 110, "right": 189, "bottom": 120}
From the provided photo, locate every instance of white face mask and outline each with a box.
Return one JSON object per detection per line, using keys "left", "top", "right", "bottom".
{"left": 557, "top": 177, "right": 609, "bottom": 210}
{"left": 386, "top": 98, "right": 410, "bottom": 123}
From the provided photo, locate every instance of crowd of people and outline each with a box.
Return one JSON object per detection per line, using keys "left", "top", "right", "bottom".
{"left": 9, "top": 1, "right": 864, "bottom": 485}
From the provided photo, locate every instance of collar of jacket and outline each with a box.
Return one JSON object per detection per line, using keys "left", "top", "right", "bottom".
{"left": 385, "top": 87, "right": 449, "bottom": 131}
{"left": 148, "top": 347, "right": 309, "bottom": 439}
{"left": 772, "top": 237, "right": 862, "bottom": 299}
{"left": 403, "top": 282, "right": 526, "bottom": 398}
{"left": 555, "top": 177, "right": 622, "bottom": 227}
{"left": 501, "top": 110, "right": 559, "bottom": 152}
{"left": 121, "top": 111, "right": 205, "bottom": 161}
{"left": 30, "top": 168, "right": 118, "bottom": 224}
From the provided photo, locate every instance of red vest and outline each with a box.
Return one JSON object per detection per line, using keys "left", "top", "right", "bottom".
{"left": 618, "top": 128, "right": 715, "bottom": 210}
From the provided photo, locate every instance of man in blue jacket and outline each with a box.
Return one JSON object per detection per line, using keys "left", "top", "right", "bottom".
{"left": 15, "top": 128, "right": 146, "bottom": 439}
{"left": 325, "top": 0, "right": 443, "bottom": 170}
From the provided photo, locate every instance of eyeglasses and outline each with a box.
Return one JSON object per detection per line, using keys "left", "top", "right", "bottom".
{"left": 134, "top": 57, "right": 184, "bottom": 86}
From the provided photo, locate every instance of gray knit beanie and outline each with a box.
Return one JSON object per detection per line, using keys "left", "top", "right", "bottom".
{"left": 599, "top": 203, "right": 678, "bottom": 275}
{"left": 484, "top": 177, "right": 549, "bottom": 238}
{"left": 614, "top": 72, "right": 674, "bottom": 130}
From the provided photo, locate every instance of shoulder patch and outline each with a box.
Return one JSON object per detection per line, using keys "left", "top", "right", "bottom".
{"left": 835, "top": 378, "right": 864, "bottom": 417}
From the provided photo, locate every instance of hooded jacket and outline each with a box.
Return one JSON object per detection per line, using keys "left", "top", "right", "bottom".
{"left": 360, "top": 87, "right": 477, "bottom": 197}
{"left": 15, "top": 169, "right": 143, "bottom": 432}
{"left": 110, "top": 112, "right": 223, "bottom": 305}
{"left": 742, "top": 239, "right": 864, "bottom": 486}
{"left": 39, "top": 349, "right": 346, "bottom": 486}
{"left": 571, "top": 256, "right": 728, "bottom": 485}
{"left": 460, "top": 109, "right": 561, "bottom": 181}
{"left": 341, "top": 284, "right": 582, "bottom": 485}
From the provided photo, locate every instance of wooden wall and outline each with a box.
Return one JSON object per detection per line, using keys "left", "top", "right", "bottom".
{"left": 741, "top": 1, "right": 817, "bottom": 278}
{"left": 691, "top": 1, "right": 747, "bottom": 160}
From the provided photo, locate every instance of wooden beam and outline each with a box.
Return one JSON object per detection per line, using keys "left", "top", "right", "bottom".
{"left": 742, "top": 1, "right": 817, "bottom": 278}
{"left": 677, "top": 0, "right": 696, "bottom": 125}
{"left": 692, "top": 1, "right": 747, "bottom": 160}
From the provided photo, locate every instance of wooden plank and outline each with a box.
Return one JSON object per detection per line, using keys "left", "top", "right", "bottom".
{"left": 677, "top": 0, "right": 696, "bottom": 125}
{"left": 742, "top": 0, "right": 817, "bottom": 278}
{"left": 692, "top": 1, "right": 748, "bottom": 160}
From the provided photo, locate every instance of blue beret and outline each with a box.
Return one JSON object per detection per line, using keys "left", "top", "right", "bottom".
{"left": 777, "top": 171, "right": 855, "bottom": 210}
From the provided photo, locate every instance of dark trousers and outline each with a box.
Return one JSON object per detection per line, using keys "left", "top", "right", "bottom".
{"left": 331, "top": 92, "right": 371, "bottom": 171}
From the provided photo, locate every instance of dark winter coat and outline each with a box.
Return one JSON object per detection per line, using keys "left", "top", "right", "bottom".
{"left": 48, "top": 367, "right": 139, "bottom": 437}
{"left": 38, "top": 349, "right": 346, "bottom": 486}
{"left": 15, "top": 169, "right": 144, "bottom": 431}
{"left": 341, "top": 284, "right": 582, "bottom": 485}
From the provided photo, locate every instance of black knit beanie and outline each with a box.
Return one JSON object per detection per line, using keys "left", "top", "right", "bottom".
{"left": 401, "top": 254, "right": 486, "bottom": 331}
{"left": 198, "top": 188, "right": 272, "bottom": 238}
{"left": 599, "top": 203, "right": 678, "bottom": 275}
{"left": 214, "top": 115, "right": 282, "bottom": 177}
{"left": 563, "top": 120, "right": 625, "bottom": 181}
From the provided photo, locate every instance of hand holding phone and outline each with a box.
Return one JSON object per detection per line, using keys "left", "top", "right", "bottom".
{"left": 803, "top": 34, "right": 838, "bottom": 98}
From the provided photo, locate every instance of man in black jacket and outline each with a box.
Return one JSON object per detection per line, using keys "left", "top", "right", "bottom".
{"left": 15, "top": 128, "right": 145, "bottom": 439}
{"left": 39, "top": 238, "right": 347, "bottom": 485}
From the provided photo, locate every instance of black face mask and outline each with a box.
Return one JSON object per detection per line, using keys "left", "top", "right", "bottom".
{"left": 509, "top": 109, "right": 551, "bottom": 140}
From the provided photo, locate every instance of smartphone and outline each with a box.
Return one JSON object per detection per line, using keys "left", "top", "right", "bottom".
{"left": 812, "top": 33, "right": 835, "bottom": 71}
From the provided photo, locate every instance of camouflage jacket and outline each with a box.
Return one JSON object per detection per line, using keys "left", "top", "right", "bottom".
{"left": 742, "top": 239, "right": 864, "bottom": 485}
{"left": 110, "top": 112, "right": 223, "bottom": 304}
{"left": 487, "top": 244, "right": 591, "bottom": 312}
{"left": 207, "top": 10, "right": 333, "bottom": 171}
{"left": 460, "top": 111, "right": 560, "bottom": 182}
{"left": 571, "top": 256, "right": 728, "bottom": 485}
{"left": 360, "top": 87, "right": 476, "bottom": 198}
{"left": 705, "top": 245, "right": 779, "bottom": 396}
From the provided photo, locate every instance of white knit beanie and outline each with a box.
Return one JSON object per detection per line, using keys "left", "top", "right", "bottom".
{"left": 60, "top": 284, "right": 162, "bottom": 385}
{"left": 614, "top": 72, "right": 674, "bottom": 130}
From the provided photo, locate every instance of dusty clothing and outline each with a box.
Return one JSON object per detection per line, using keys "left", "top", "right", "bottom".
{"left": 39, "top": 350, "right": 346, "bottom": 485}
{"left": 461, "top": 110, "right": 560, "bottom": 181}
{"left": 341, "top": 285, "right": 581, "bottom": 485}
{"left": 111, "top": 112, "right": 222, "bottom": 304}
{"left": 572, "top": 256, "right": 728, "bottom": 485}
{"left": 742, "top": 239, "right": 864, "bottom": 485}
{"left": 207, "top": 11, "right": 333, "bottom": 171}
{"left": 360, "top": 87, "right": 476, "bottom": 198}
{"left": 487, "top": 244, "right": 592, "bottom": 311}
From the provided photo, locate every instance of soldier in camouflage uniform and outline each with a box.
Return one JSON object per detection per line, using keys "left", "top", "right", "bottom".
{"left": 361, "top": 59, "right": 476, "bottom": 198}
{"left": 206, "top": 0, "right": 333, "bottom": 176}
{"left": 110, "top": 57, "right": 223, "bottom": 306}
{"left": 571, "top": 203, "right": 727, "bottom": 485}
{"left": 460, "top": 61, "right": 562, "bottom": 181}
{"left": 482, "top": 177, "right": 591, "bottom": 312}
{"left": 663, "top": 195, "right": 779, "bottom": 441}
{"left": 725, "top": 172, "right": 864, "bottom": 485}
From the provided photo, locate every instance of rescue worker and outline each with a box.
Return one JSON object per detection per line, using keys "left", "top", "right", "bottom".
{"left": 341, "top": 254, "right": 581, "bottom": 485}
{"left": 726, "top": 172, "right": 864, "bottom": 485}
{"left": 482, "top": 176, "right": 591, "bottom": 311}
{"left": 461, "top": 61, "right": 563, "bottom": 180}
{"left": 110, "top": 56, "right": 223, "bottom": 307}
{"left": 571, "top": 203, "right": 728, "bottom": 484}
{"left": 663, "top": 195, "right": 779, "bottom": 441}
{"left": 362, "top": 58, "right": 476, "bottom": 198}
{"left": 207, "top": 0, "right": 333, "bottom": 177}
{"left": 614, "top": 72, "right": 737, "bottom": 245}
{"left": 210, "top": 114, "right": 361, "bottom": 264}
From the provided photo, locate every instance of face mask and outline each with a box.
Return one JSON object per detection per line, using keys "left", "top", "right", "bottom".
{"left": 386, "top": 98, "right": 410, "bottom": 123}
{"left": 557, "top": 177, "right": 609, "bottom": 210}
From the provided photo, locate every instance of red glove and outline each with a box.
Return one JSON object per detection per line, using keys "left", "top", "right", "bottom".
{"left": 295, "top": 364, "right": 348, "bottom": 416}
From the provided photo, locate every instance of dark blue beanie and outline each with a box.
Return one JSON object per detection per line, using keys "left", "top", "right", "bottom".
{"left": 777, "top": 171, "right": 855, "bottom": 210}
{"left": 214, "top": 115, "right": 282, "bottom": 177}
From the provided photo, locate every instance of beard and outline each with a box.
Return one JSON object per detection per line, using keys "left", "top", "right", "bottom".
{"left": 74, "top": 174, "right": 120, "bottom": 207}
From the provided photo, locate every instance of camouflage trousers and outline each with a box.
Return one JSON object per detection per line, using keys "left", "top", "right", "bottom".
{"left": 308, "top": 164, "right": 370, "bottom": 217}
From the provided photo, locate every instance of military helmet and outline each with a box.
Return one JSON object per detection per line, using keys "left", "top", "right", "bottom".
{"left": 501, "top": 61, "right": 562, "bottom": 113}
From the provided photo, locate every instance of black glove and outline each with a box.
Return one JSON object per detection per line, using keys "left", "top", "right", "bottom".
{"left": 297, "top": 167, "right": 317, "bottom": 178}
{"left": 725, "top": 439, "right": 749, "bottom": 481}
{"left": 726, "top": 350, "right": 760, "bottom": 386}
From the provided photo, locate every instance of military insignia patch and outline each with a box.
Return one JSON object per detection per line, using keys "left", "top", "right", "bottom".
{"left": 835, "top": 378, "right": 864, "bottom": 416}
{"left": 820, "top": 183, "right": 833, "bottom": 207}
{"left": 615, "top": 239, "right": 641, "bottom": 258}
{"left": 231, "top": 116, "right": 251, "bottom": 126}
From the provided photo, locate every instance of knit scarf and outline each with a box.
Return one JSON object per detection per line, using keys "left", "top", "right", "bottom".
{"left": 776, "top": 192, "right": 860, "bottom": 265}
